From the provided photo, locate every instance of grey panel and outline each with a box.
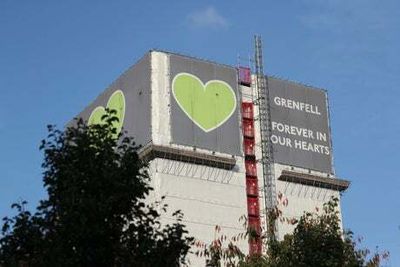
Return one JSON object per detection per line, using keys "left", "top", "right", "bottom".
{"left": 268, "top": 77, "right": 333, "bottom": 173}
{"left": 169, "top": 54, "right": 242, "bottom": 156}
{"left": 73, "top": 53, "right": 152, "bottom": 147}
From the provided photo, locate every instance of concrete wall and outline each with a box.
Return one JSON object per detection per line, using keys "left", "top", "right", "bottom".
{"left": 274, "top": 164, "right": 342, "bottom": 237}
{"left": 147, "top": 158, "right": 248, "bottom": 266}
{"left": 150, "top": 51, "right": 171, "bottom": 146}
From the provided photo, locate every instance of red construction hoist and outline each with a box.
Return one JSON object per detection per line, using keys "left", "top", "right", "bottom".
{"left": 239, "top": 66, "right": 262, "bottom": 255}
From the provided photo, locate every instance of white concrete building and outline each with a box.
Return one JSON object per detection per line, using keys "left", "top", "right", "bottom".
{"left": 75, "top": 50, "right": 349, "bottom": 266}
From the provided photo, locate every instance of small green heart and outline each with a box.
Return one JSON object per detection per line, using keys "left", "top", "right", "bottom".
{"left": 88, "top": 90, "right": 125, "bottom": 137}
{"left": 172, "top": 73, "right": 236, "bottom": 132}
{"left": 88, "top": 106, "right": 106, "bottom": 125}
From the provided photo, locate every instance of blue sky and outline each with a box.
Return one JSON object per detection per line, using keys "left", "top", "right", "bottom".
{"left": 0, "top": 0, "right": 399, "bottom": 264}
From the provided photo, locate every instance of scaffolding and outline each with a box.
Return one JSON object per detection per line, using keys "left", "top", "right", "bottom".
{"left": 139, "top": 142, "right": 236, "bottom": 170}
{"left": 254, "top": 35, "right": 277, "bottom": 240}
{"left": 278, "top": 170, "right": 350, "bottom": 192}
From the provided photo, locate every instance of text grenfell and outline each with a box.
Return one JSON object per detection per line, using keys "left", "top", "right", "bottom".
{"left": 273, "top": 96, "right": 321, "bottom": 115}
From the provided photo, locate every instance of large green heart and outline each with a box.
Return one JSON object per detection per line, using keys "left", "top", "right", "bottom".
{"left": 172, "top": 73, "right": 237, "bottom": 132}
{"left": 88, "top": 90, "right": 125, "bottom": 137}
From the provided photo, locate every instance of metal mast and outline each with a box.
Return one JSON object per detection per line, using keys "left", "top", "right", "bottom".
{"left": 254, "top": 35, "right": 277, "bottom": 240}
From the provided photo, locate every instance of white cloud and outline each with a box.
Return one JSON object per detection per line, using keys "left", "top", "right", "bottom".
{"left": 188, "top": 6, "right": 228, "bottom": 29}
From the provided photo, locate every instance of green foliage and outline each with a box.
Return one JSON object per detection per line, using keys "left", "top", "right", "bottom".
{"left": 0, "top": 201, "right": 44, "bottom": 266}
{"left": 0, "top": 110, "right": 193, "bottom": 267}
{"left": 266, "top": 197, "right": 366, "bottom": 267}
{"left": 201, "top": 197, "right": 388, "bottom": 267}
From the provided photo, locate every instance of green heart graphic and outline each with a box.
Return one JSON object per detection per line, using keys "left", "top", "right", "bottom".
{"left": 88, "top": 90, "right": 125, "bottom": 137}
{"left": 172, "top": 73, "right": 237, "bottom": 132}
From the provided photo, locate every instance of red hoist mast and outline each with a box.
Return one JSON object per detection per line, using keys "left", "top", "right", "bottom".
{"left": 238, "top": 66, "right": 262, "bottom": 255}
{"left": 238, "top": 36, "right": 277, "bottom": 255}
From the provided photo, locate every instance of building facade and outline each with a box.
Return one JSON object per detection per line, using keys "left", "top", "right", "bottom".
{"left": 74, "top": 50, "right": 349, "bottom": 266}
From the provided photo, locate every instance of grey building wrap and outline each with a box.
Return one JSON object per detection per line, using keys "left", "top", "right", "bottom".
{"left": 169, "top": 53, "right": 242, "bottom": 156}
{"left": 73, "top": 53, "right": 152, "bottom": 147}
{"left": 267, "top": 77, "right": 333, "bottom": 173}
{"left": 72, "top": 51, "right": 333, "bottom": 173}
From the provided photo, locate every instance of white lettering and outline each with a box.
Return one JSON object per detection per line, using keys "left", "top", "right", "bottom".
{"left": 271, "top": 121, "right": 315, "bottom": 139}
{"left": 273, "top": 96, "right": 321, "bottom": 115}
{"left": 317, "top": 132, "right": 327, "bottom": 142}
{"left": 271, "top": 135, "right": 292, "bottom": 148}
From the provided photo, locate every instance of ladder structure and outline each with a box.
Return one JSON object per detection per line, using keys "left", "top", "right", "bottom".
{"left": 254, "top": 35, "right": 277, "bottom": 240}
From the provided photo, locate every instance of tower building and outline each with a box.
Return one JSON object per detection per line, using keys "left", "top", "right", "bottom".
{"left": 74, "top": 48, "right": 349, "bottom": 265}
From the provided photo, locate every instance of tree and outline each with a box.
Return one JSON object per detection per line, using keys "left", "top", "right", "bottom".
{"left": 266, "top": 197, "right": 371, "bottom": 267}
{"left": 200, "top": 197, "right": 388, "bottom": 267}
{"left": 0, "top": 110, "right": 193, "bottom": 267}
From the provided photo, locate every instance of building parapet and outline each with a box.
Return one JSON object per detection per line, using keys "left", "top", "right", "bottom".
{"left": 139, "top": 142, "right": 236, "bottom": 170}
{"left": 278, "top": 170, "right": 349, "bottom": 192}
